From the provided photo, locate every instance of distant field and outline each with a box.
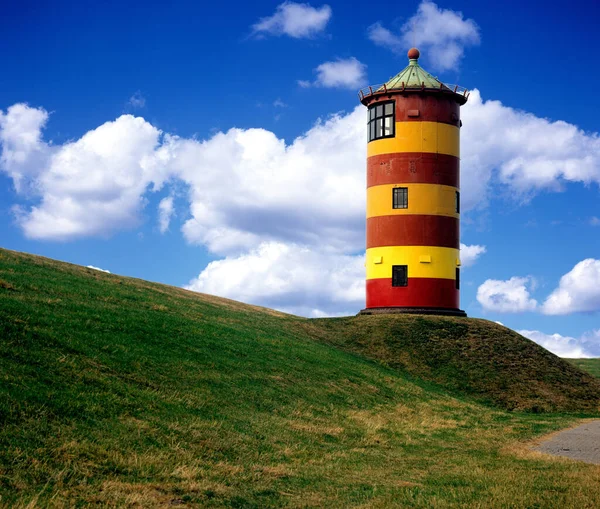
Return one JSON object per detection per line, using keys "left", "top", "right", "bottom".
{"left": 1, "top": 248, "right": 599, "bottom": 508}
{"left": 569, "top": 358, "right": 600, "bottom": 378}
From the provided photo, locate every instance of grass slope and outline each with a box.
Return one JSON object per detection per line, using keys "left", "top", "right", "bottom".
{"left": 569, "top": 359, "right": 600, "bottom": 379}
{"left": 1, "top": 248, "right": 599, "bottom": 508}
{"left": 306, "top": 316, "right": 600, "bottom": 413}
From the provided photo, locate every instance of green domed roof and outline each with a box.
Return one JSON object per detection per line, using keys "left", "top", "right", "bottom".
{"left": 359, "top": 48, "right": 468, "bottom": 105}
{"left": 385, "top": 51, "right": 451, "bottom": 90}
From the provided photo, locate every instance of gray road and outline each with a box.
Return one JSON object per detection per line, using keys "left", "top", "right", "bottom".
{"left": 534, "top": 420, "right": 600, "bottom": 465}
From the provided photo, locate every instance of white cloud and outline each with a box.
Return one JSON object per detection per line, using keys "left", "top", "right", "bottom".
{"left": 460, "top": 243, "right": 486, "bottom": 267}
{"left": 0, "top": 103, "right": 51, "bottom": 194}
{"left": 87, "top": 265, "right": 110, "bottom": 273}
{"left": 518, "top": 329, "right": 600, "bottom": 359}
{"left": 158, "top": 195, "right": 175, "bottom": 233}
{"left": 128, "top": 91, "right": 146, "bottom": 109}
{"left": 367, "top": 1, "right": 480, "bottom": 71}
{"left": 542, "top": 259, "right": 600, "bottom": 315}
{"left": 252, "top": 2, "right": 331, "bottom": 39}
{"left": 2, "top": 93, "right": 599, "bottom": 255}
{"left": 590, "top": 217, "right": 600, "bottom": 226}
{"left": 476, "top": 276, "right": 538, "bottom": 313}
{"left": 273, "top": 98, "right": 287, "bottom": 108}
{"left": 185, "top": 241, "right": 364, "bottom": 317}
{"left": 301, "top": 57, "right": 367, "bottom": 89}
{"left": 478, "top": 259, "right": 600, "bottom": 318}
{"left": 170, "top": 107, "right": 365, "bottom": 255}
{"left": 460, "top": 90, "right": 600, "bottom": 209}
{"left": 1, "top": 111, "right": 166, "bottom": 240}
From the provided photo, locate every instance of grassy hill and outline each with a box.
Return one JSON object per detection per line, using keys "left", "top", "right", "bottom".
{"left": 305, "top": 316, "right": 600, "bottom": 413}
{"left": 1, "top": 248, "right": 600, "bottom": 508}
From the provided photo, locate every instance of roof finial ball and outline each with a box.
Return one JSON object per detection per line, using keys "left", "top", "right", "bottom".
{"left": 407, "top": 47, "right": 420, "bottom": 60}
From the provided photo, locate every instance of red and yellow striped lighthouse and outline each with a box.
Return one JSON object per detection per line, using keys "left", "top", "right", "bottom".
{"left": 359, "top": 48, "right": 468, "bottom": 316}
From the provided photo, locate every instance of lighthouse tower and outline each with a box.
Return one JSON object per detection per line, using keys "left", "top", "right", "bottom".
{"left": 359, "top": 48, "right": 468, "bottom": 316}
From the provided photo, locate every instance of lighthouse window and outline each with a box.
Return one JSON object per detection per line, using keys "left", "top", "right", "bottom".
{"left": 455, "top": 191, "right": 460, "bottom": 213}
{"left": 392, "top": 265, "right": 408, "bottom": 287}
{"left": 456, "top": 268, "right": 460, "bottom": 289}
{"left": 393, "top": 187, "right": 408, "bottom": 209}
{"left": 367, "top": 101, "right": 395, "bottom": 142}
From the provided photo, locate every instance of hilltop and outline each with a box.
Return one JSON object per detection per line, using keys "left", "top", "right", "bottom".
{"left": 1, "top": 248, "right": 599, "bottom": 508}
{"left": 305, "top": 315, "right": 600, "bottom": 413}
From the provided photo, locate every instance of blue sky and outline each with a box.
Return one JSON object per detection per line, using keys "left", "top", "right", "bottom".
{"left": 1, "top": 0, "right": 599, "bottom": 357}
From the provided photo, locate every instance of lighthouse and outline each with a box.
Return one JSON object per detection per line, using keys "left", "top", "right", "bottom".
{"left": 359, "top": 48, "right": 468, "bottom": 316}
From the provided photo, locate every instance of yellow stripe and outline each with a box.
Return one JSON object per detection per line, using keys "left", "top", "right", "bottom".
{"left": 367, "top": 122, "right": 459, "bottom": 158}
{"left": 366, "top": 246, "right": 459, "bottom": 280}
{"left": 367, "top": 183, "right": 459, "bottom": 219}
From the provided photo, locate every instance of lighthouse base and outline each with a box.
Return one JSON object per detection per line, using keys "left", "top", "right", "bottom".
{"left": 358, "top": 307, "right": 467, "bottom": 317}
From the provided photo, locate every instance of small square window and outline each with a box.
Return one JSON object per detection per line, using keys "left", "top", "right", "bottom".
{"left": 392, "top": 265, "right": 408, "bottom": 287}
{"left": 384, "top": 103, "right": 394, "bottom": 115}
{"left": 456, "top": 268, "right": 460, "bottom": 290}
{"left": 393, "top": 187, "right": 408, "bottom": 209}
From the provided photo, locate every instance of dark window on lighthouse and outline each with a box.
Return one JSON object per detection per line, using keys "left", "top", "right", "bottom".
{"left": 392, "top": 265, "right": 408, "bottom": 287}
{"left": 368, "top": 101, "right": 395, "bottom": 142}
{"left": 456, "top": 268, "right": 460, "bottom": 289}
{"left": 455, "top": 191, "right": 460, "bottom": 213}
{"left": 393, "top": 187, "right": 408, "bottom": 209}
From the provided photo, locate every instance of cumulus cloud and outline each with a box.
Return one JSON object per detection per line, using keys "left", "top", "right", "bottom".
{"left": 0, "top": 109, "right": 165, "bottom": 240}
{"left": 460, "top": 90, "right": 600, "bottom": 209}
{"left": 460, "top": 243, "right": 485, "bottom": 267}
{"left": 519, "top": 329, "right": 600, "bottom": 359}
{"left": 479, "top": 259, "right": 600, "bottom": 317}
{"left": 158, "top": 195, "right": 175, "bottom": 233}
{"left": 252, "top": 2, "right": 331, "bottom": 39}
{"left": 2, "top": 93, "right": 599, "bottom": 251}
{"left": 171, "top": 107, "right": 365, "bottom": 255}
{"left": 0, "top": 103, "right": 51, "bottom": 194}
{"left": 300, "top": 57, "right": 367, "bottom": 89}
{"left": 476, "top": 276, "right": 538, "bottom": 313}
{"left": 542, "top": 259, "right": 600, "bottom": 315}
{"left": 185, "top": 241, "right": 364, "bottom": 317}
{"left": 367, "top": 1, "right": 480, "bottom": 71}
{"left": 87, "top": 265, "right": 110, "bottom": 273}
{"left": 0, "top": 95, "right": 594, "bottom": 245}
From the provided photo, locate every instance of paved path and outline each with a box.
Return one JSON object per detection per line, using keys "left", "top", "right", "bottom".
{"left": 534, "top": 420, "right": 600, "bottom": 465}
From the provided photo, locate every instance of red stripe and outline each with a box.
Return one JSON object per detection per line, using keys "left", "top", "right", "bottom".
{"left": 367, "top": 215, "right": 459, "bottom": 249}
{"left": 366, "top": 277, "right": 459, "bottom": 309}
{"left": 367, "top": 153, "right": 459, "bottom": 188}
{"left": 364, "top": 93, "right": 460, "bottom": 126}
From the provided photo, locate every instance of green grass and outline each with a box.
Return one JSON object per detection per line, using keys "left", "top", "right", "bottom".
{"left": 569, "top": 358, "right": 600, "bottom": 379}
{"left": 1, "top": 247, "right": 599, "bottom": 508}
{"left": 307, "top": 315, "right": 600, "bottom": 413}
